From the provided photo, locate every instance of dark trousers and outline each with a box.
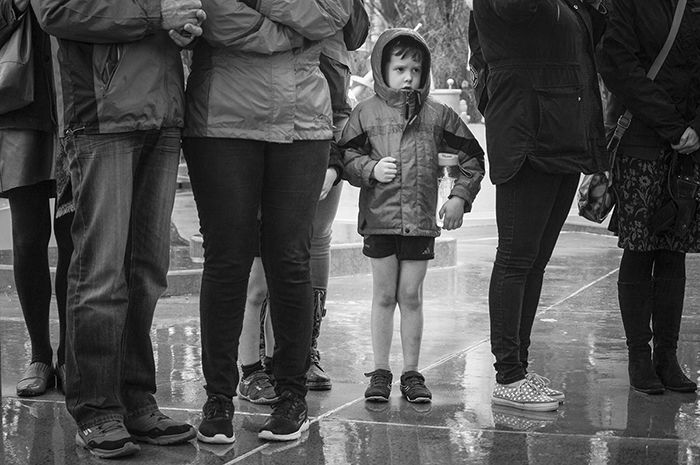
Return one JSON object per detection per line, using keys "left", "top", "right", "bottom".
{"left": 183, "top": 137, "right": 329, "bottom": 398}
{"left": 489, "top": 161, "right": 579, "bottom": 384}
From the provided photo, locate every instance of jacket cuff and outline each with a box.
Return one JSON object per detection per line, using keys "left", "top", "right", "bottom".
{"left": 449, "top": 187, "right": 473, "bottom": 213}
{"left": 362, "top": 161, "right": 379, "bottom": 187}
{"left": 691, "top": 116, "right": 700, "bottom": 141}
{"left": 142, "top": 0, "right": 164, "bottom": 32}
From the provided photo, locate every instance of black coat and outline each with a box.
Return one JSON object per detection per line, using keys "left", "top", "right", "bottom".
{"left": 472, "top": 0, "right": 608, "bottom": 184}
{"left": 0, "top": 3, "right": 53, "bottom": 132}
{"left": 597, "top": 0, "right": 700, "bottom": 160}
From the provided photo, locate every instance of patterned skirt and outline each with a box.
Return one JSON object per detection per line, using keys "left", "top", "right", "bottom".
{"left": 609, "top": 150, "right": 700, "bottom": 252}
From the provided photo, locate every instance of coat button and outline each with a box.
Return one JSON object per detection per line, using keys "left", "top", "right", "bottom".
{"left": 573, "top": 4, "right": 579, "bottom": 8}
{"left": 404, "top": 227, "right": 410, "bottom": 233}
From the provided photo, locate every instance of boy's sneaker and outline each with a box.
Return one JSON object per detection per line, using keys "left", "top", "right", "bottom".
{"left": 526, "top": 372, "right": 565, "bottom": 402}
{"left": 75, "top": 419, "right": 140, "bottom": 459}
{"left": 491, "top": 378, "right": 559, "bottom": 412}
{"left": 238, "top": 370, "right": 278, "bottom": 404}
{"left": 400, "top": 371, "right": 432, "bottom": 403}
{"left": 197, "top": 394, "right": 235, "bottom": 444}
{"left": 258, "top": 391, "right": 309, "bottom": 441}
{"left": 125, "top": 409, "right": 196, "bottom": 445}
{"left": 364, "top": 369, "right": 393, "bottom": 402}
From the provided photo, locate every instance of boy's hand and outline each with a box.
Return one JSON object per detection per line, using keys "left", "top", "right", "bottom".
{"left": 372, "top": 157, "right": 397, "bottom": 183}
{"left": 439, "top": 197, "right": 466, "bottom": 230}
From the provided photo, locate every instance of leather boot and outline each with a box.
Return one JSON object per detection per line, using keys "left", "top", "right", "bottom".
{"left": 618, "top": 281, "right": 664, "bottom": 394}
{"left": 652, "top": 278, "right": 697, "bottom": 392}
{"left": 306, "top": 288, "right": 332, "bottom": 390}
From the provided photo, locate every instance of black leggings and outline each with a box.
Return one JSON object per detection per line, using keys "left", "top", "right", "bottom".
{"left": 8, "top": 181, "right": 73, "bottom": 365}
{"left": 618, "top": 249, "right": 685, "bottom": 283}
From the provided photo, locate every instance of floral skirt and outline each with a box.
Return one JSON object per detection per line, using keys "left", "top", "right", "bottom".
{"left": 609, "top": 150, "right": 700, "bottom": 252}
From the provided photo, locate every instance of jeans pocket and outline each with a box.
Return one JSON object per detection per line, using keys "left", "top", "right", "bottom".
{"left": 534, "top": 85, "right": 586, "bottom": 154}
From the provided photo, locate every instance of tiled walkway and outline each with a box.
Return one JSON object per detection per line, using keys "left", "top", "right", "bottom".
{"left": 2, "top": 224, "right": 700, "bottom": 464}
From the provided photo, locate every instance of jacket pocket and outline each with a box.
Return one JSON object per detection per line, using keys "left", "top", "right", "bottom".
{"left": 533, "top": 85, "right": 586, "bottom": 154}
{"left": 95, "top": 44, "right": 123, "bottom": 94}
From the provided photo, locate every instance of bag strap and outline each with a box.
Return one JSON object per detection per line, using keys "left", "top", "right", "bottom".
{"left": 607, "top": 0, "right": 687, "bottom": 157}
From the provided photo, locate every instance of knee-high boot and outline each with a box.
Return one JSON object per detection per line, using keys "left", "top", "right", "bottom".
{"left": 618, "top": 281, "right": 664, "bottom": 394}
{"left": 306, "top": 288, "right": 332, "bottom": 390}
{"left": 652, "top": 277, "right": 697, "bottom": 392}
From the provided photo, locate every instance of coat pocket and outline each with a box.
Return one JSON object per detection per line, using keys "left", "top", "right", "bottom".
{"left": 533, "top": 85, "right": 586, "bottom": 154}
{"left": 94, "top": 44, "right": 123, "bottom": 94}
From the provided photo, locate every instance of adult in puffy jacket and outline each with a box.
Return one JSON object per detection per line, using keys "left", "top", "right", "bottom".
{"left": 472, "top": 0, "right": 608, "bottom": 412}
{"left": 182, "top": 0, "right": 353, "bottom": 443}
{"left": 30, "top": 0, "right": 205, "bottom": 458}
{"left": 597, "top": 0, "right": 700, "bottom": 395}
{"left": 0, "top": 0, "right": 73, "bottom": 399}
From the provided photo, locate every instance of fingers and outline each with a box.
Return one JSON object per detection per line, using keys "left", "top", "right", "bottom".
{"left": 169, "top": 29, "right": 195, "bottom": 47}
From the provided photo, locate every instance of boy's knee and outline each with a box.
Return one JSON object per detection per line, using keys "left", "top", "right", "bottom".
{"left": 374, "top": 292, "right": 397, "bottom": 308}
{"left": 397, "top": 289, "right": 422, "bottom": 309}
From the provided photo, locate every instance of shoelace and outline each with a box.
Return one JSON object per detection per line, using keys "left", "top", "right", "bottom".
{"left": 95, "top": 420, "right": 126, "bottom": 435}
{"left": 366, "top": 371, "right": 392, "bottom": 387}
{"left": 513, "top": 379, "right": 546, "bottom": 397}
{"left": 204, "top": 396, "right": 233, "bottom": 419}
{"left": 248, "top": 371, "right": 273, "bottom": 387}
{"left": 402, "top": 375, "right": 425, "bottom": 391}
{"left": 527, "top": 373, "right": 551, "bottom": 388}
{"left": 271, "top": 393, "right": 301, "bottom": 417}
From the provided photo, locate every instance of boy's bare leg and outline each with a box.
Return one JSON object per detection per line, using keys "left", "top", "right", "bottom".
{"left": 397, "top": 260, "right": 428, "bottom": 373}
{"left": 370, "top": 256, "right": 400, "bottom": 370}
{"left": 239, "top": 258, "right": 268, "bottom": 365}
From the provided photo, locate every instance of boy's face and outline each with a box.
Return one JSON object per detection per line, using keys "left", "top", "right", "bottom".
{"left": 384, "top": 53, "right": 422, "bottom": 91}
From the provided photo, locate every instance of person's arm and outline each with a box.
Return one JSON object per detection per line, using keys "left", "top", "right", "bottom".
{"left": 201, "top": 0, "right": 304, "bottom": 53}
{"left": 30, "top": 0, "right": 203, "bottom": 44}
{"left": 597, "top": 0, "right": 687, "bottom": 145}
{"left": 339, "top": 105, "right": 378, "bottom": 188}
{"left": 0, "top": 0, "right": 22, "bottom": 42}
{"left": 240, "top": 0, "right": 353, "bottom": 40}
{"left": 439, "top": 107, "right": 485, "bottom": 213}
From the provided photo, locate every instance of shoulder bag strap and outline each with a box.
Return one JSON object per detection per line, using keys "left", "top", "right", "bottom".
{"left": 607, "top": 0, "right": 687, "bottom": 157}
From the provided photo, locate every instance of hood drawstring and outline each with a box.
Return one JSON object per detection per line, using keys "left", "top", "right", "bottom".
{"left": 402, "top": 89, "right": 422, "bottom": 125}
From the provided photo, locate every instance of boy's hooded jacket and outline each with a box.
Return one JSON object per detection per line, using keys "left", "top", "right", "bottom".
{"left": 339, "top": 29, "right": 485, "bottom": 238}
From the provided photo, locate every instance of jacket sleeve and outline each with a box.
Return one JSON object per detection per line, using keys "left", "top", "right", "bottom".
{"left": 0, "top": 0, "right": 20, "bottom": 43}
{"left": 30, "top": 0, "right": 162, "bottom": 43}
{"left": 596, "top": 0, "right": 686, "bottom": 145}
{"left": 242, "top": 0, "right": 352, "bottom": 41}
{"left": 482, "top": 0, "right": 549, "bottom": 23}
{"left": 440, "top": 107, "right": 485, "bottom": 213}
{"left": 202, "top": 0, "right": 304, "bottom": 52}
{"left": 339, "top": 105, "right": 377, "bottom": 188}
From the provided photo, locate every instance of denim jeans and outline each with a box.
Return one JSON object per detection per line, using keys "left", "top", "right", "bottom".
{"left": 62, "top": 129, "right": 180, "bottom": 428}
{"left": 183, "top": 137, "right": 329, "bottom": 398}
{"left": 489, "top": 161, "right": 579, "bottom": 384}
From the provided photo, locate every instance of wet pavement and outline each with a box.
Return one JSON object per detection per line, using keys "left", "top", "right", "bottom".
{"left": 2, "top": 220, "right": 700, "bottom": 464}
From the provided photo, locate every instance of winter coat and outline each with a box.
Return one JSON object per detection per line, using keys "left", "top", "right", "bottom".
{"left": 597, "top": 0, "right": 700, "bottom": 159}
{"left": 472, "top": 0, "right": 608, "bottom": 184}
{"left": 339, "top": 29, "right": 485, "bottom": 238}
{"left": 30, "top": 0, "right": 185, "bottom": 134}
{"left": 184, "top": 0, "right": 354, "bottom": 142}
{"left": 0, "top": 3, "right": 52, "bottom": 132}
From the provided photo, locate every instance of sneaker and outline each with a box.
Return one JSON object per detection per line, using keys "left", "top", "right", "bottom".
{"left": 400, "top": 371, "right": 432, "bottom": 403}
{"left": 491, "top": 378, "right": 559, "bottom": 412}
{"left": 75, "top": 419, "right": 140, "bottom": 459}
{"left": 306, "top": 356, "right": 332, "bottom": 391}
{"left": 526, "top": 372, "right": 565, "bottom": 402}
{"left": 364, "top": 369, "right": 393, "bottom": 402}
{"left": 238, "top": 370, "right": 279, "bottom": 404}
{"left": 258, "top": 391, "right": 309, "bottom": 441}
{"left": 125, "top": 409, "right": 196, "bottom": 445}
{"left": 197, "top": 394, "right": 235, "bottom": 444}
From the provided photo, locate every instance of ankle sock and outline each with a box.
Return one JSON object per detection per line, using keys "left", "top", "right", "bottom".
{"left": 241, "top": 361, "right": 263, "bottom": 379}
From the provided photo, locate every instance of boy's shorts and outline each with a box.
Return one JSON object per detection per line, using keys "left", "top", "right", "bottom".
{"left": 362, "top": 235, "right": 435, "bottom": 261}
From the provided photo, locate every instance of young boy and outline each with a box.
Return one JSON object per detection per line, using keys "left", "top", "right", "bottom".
{"left": 339, "top": 28, "right": 485, "bottom": 403}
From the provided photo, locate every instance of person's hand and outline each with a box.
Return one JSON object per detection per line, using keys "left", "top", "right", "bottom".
{"left": 671, "top": 127, "right": 700, "bottom": 154}
{"left": 13, "top": 0, "right": 29, "bottom": 12}
{"left": 372, "top": 157, "right": 397, "bottom": 183}
{"left": 169, "top": 22, "right": 202, "bottom": 47}
{"left": 161, "top": 0, "right": 206, "bottom": 31}
{"left": 439, "top": 197, "right": 465, "bottom": 230}
{"left": 319, "top": 168, "right": 338, "bottom": 200}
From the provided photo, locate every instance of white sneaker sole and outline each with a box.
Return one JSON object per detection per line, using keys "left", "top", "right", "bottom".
{"left": 491, "top": 396, "right": 559, "bottom": 412}
{"left": 196, "top": 430, "right": 236, "bottom": 444}
{"left": 258, "top": 419, "right": 310, "bottom": 441}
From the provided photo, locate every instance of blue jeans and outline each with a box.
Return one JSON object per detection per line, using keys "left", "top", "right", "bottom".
{"left": 183, "top": 137, "right": 329, "bottom": 398}
{"left": 62, "top": 129, "right": 180, "bottom": 428}
{"left": 489, "top": 161, "right": 579, "bottom": 384}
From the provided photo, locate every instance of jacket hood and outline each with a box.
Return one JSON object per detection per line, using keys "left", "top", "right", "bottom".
{"left": 372, "top": 28, "right": 432, "bottom": 111}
